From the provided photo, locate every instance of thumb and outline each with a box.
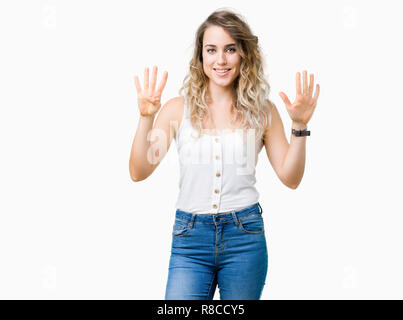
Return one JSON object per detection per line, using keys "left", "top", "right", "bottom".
{"left": 279, "top": 92, "right": 292, "bottom": 108}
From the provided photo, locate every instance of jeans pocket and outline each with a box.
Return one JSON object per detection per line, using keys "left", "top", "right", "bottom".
{"left": 172, "top": 219, "right": 191, "bottom": 237}
{"left": 238, "top": 213, "right": 265, "bottom": 234}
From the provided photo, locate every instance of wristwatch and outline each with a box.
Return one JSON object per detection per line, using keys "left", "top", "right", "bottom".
{"left": 292, "top": 128, "right": 310, "bottom": 136}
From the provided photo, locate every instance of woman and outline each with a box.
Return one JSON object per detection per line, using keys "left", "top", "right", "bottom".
{"left": 129, "top": 9, "right": 320, "bottom": 300}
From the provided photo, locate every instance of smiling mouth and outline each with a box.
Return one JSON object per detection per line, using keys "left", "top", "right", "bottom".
{"left": 214, "top": 68, "right": 231, "bottom": 72}
{"left": 214, "top": 68, "right": 231, "bottom": 76}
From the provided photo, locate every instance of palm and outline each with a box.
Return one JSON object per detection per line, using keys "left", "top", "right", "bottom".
{"left": 279, "top": 70, "right": 320, "bottom": 125}
{"left": 138, "top": 90, "right": 162, "bottom": 116}
{"left": 134, "top": 66, "right": 168, "bottom": 117}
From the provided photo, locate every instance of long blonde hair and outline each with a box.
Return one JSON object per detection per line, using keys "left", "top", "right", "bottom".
{"left": 179, "top": 8, "right": 273, "bottom": 141}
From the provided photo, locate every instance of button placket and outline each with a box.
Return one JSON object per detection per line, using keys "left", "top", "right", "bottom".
{"left": 211, "top": 136, "right": 222, "bottom": 213}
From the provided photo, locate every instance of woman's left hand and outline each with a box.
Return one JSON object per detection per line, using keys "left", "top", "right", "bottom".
{"left": 279, "top": 70, "right": 320, "bottom": 125}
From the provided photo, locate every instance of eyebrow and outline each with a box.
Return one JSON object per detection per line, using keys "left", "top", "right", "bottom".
{"left": 204, "top": 43, "right": 236, "bottom": 48}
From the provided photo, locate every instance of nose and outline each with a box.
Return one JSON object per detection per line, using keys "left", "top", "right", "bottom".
{"left": 217, "top": 51, "right": 227, "bottom": 64}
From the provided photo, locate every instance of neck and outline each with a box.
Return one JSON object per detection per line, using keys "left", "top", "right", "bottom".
{"left": 207, "top": 80, "right": 234, "bottom": 107}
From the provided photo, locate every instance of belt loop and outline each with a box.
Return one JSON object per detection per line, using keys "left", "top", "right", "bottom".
{"left": 189, "top": 214, "right": 196, "bottom": 229}
{"left": 257, "top": 202, "right": 263, "bottom": 214}
{"left": 231, "top": 210, "right": 239, "bottom": 226}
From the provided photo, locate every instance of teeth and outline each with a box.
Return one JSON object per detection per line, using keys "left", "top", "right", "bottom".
{"left": 215, "top": 69, "right": 230, "bottom": 73}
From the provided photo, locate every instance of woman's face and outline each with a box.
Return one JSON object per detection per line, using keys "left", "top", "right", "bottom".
{"left": 202, "top": 26, "right": 241, "bottom": 88}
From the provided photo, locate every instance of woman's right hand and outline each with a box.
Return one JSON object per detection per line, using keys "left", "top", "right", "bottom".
{"left": 134, "top": 66, "right": 168, "bottom": 117}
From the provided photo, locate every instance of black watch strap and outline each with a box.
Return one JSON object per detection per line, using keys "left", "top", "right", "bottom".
{"left": 292, "top": 128, "right": 310, "bottom": 136}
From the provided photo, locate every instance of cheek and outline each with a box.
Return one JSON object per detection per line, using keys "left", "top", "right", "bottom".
{"left": 231, "top": 56, "right": 241, "bottom": 68}
{"left": 203, "top": 56, "right": 215, "bottom": 67}
{"left": 203, "top": 61, "right": 211, "bottom": 73}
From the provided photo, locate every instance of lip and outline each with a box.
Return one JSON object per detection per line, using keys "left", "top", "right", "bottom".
{"left": 214, "top": 68, "right": 231, "bottom": 77}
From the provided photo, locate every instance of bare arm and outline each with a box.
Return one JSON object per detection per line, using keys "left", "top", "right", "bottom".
{"left": 129, "top": 97, "right": 182, "bottom": 181}
{"left": 129, "top": 66, "right": 170, "bottom": 181}
{"left": 264, "top": 70, "right": 320, "bottom": 189}
{"left": 280, "top": 121, "right": 308, "bottom": 188}
{"left": 263, "top": 101, "right": 302, "bottom": 189}
{"left": 129, "top": 114, "right": 156, "bottom": 181}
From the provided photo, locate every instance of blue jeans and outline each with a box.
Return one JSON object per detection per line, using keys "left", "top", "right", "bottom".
{"left": 165, "top": 202, "right": 268, "bottom": 300}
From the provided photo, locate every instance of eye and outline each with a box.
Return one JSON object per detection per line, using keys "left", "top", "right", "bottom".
{"left": 206, "top": 48, "right": 236, "bottom": 53}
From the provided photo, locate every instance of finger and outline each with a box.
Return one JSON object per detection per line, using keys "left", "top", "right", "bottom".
{"left": 303, "top": 70, "right": 308, "bottom": 95}
{"left": 313, "top": 84, "right": 320, "bottom": 101}
{"left": 150, "top": 66, "right": 158, "bottom": 92}
{"left": 279, "top": 92, "right": 292, "bottom": 108}
{"left": 134, "top": 75, "right": 142, "bottom": 94}
{"left": 156, "top": 71, "right": 168, "bottom": 96}
{"left": 308, "top": 73, "right": 314, "bottom": 97}
{"left": 296, "top": 72, "right": 301, "bottom": 96}
{"left": 144, "top": 67, "right": 149, "bottom": 90}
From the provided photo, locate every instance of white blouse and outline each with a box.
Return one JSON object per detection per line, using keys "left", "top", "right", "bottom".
{"left": 174, "top": 96, "right": 264, "bottom": 214}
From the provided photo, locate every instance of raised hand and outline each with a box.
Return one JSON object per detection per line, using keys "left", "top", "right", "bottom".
{"left": 279, "top": 70, "right": 320, "bottom": 125}
{"left": 134, "top": 66, "right": 168, "bottom": 117}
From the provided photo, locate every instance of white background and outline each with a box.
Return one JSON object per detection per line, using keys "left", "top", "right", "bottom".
{"left": 0, "top": 0, "right": 402, "bottom": 299}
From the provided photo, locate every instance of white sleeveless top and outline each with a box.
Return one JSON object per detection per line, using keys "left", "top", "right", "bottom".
{"left": 174, "top": 96, "right": 264, "bottom": 214}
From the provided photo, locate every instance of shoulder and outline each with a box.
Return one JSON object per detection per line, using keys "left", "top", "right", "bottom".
{"left": 156, "top": 96, "right": 185, "bottom": 136}
{"left": 158, "top": 96, "right": 184, "bottom": 119}
{"left": 264, "top": 99, "right": 281, "bottom": 125}
{"left": 262, "top": 99, "right": 283, "bottom": 141}
{"left": 165, "top": 95, "right": 184, "bottom": 122}
{"left": 265, "top": 99, "right": 276, "bottom": 113}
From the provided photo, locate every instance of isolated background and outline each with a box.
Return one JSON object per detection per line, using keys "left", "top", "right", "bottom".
{"left": 0, "top": 0, "right": 402, "bottom": 299}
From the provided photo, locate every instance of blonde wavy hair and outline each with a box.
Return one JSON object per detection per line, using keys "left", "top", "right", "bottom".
{"left": 179, "top": 8, "right": 273, "bottom": 141}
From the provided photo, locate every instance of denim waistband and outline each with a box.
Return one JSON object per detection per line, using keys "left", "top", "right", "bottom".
{"left": 175, "top": 202, "right": 263, "bottom": 225}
